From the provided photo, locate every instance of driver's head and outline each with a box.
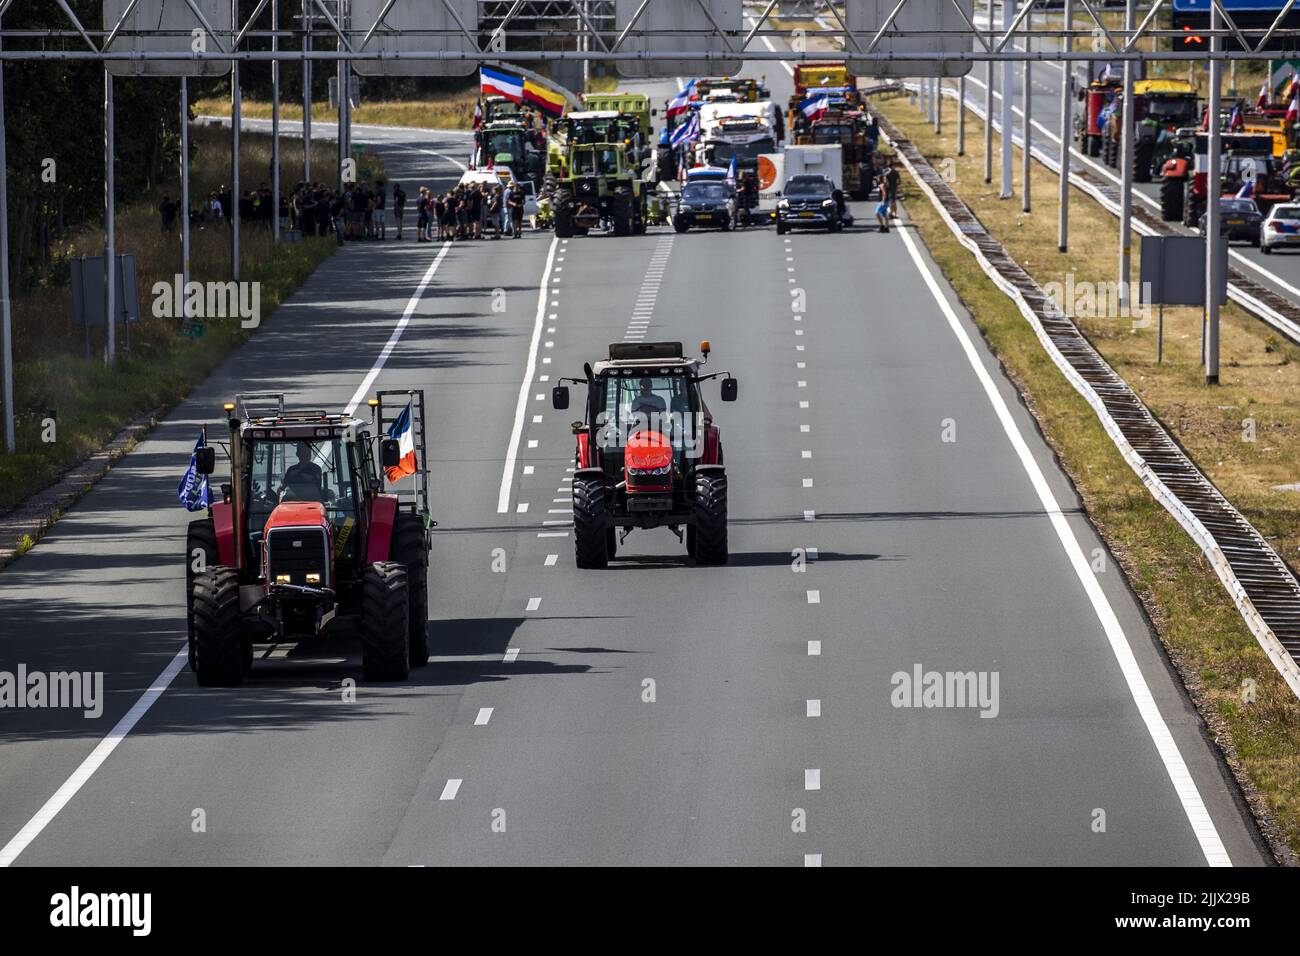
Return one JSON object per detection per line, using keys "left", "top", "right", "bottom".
{"left": 296, "top": 442, "right": 312, "bottom": 464}
{"left": 639, "top": 377, "right": 655, "bottom": 395}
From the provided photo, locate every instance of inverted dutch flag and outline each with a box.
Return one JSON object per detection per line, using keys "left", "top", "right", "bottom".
{"left": 1288, "top": 93, "right": 1300, "bottom": 123}
{"left": 669, "top": 111, "right": 700, "bottom": 148}
{"left": 1257, "top": 79, "right": 1270, "bottom": 110}
{"left": 726, "top": 154, "right": 737, "bottom": 186}
{"left": 1229, "top": 103, "right": 1244, "bottom": 131}
{"left": 385, "top": 402, "right": 417, "bottom": 484}
{"left": 481, "top": 66, "right": 524, "bottom": 103}
{"left": 800, "top": 94, "right": 830, "bottom": 123}
{"left": 667, "top": 80, "right": 696, "bottom": 120}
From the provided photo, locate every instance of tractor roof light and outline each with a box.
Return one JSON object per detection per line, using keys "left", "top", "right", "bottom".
{"left": 700, "top": 340, "right": 711, "bottom": 361}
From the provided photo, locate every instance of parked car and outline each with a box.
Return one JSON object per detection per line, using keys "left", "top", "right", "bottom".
{"left": 1198, "top": 197, "right": 1262, "bottom": 246}
{"left": 1261, "top": 202, "right": 1300, "bottom": 254}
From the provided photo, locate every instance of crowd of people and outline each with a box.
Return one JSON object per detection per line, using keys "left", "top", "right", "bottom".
{"left": 159, "top": 183, "right": 284, "bottom": 233}
{"left": 413, "top": 180, "right": 526, "bottom": 242}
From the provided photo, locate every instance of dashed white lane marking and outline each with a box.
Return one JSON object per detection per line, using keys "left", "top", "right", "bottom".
{"left": 807, "top": 547, "right": 819, "bottom": 561}
{"left": 538, "top": 531, "right": 569, "bottom": 538}
{"left": 804, "top": 854, "right": 822, "bottom": 867}
{"left": 803, "top": 510, "right": 816, "bottom": 522}
{"left": 802, "top": 478, "right": 814, "bottom": 488}
{"left": 532, "top": 415, "right": 543, "bottom": 424}
{"left": 523, "top": 465, "right": 534, "bottom": 475}
{"left": 896, "top": 206, "right": 1232, "bottom": 867}
{"left": 804, "top": 769, "right": 821, "bottom": 791}
{"left": 440, "top": 779, "right": 463, "bottom": 801}
{"left": 498, "top": 237, "right": 560, "bottom": 513}
{"left": 806, "top": 699, "right": 822, "bottom": 718}
{"left": 797, "top": 381, "right": 807, "bottom": 388}
{"left": 475, "top": 708, "right": 493, "bottom": 726}
{"left": 516, "top": 503, "right": 529, "bottom": 514}
{"left": 526, "top": 597, "right": 542, "bottom": 612}
{"left": 801, "top": 450, "right": 812, "bottom": 459}
{"left": 800, "top": 424, "right": 810, "bottom": 432}
{"left": 808, "top": 640, "right": 821, "bottom": 656}
{"left": 527, "top": 439, "right": 539, "bottom": 449}
{"left": 344, "top": 241, "right": 453, "bottom": 413}
{"left": 799, "top": 400, "right": 809, "bottom": 408}
{"left": 623, "top": 236, "right": 675, "bottom": 340}
{"left": 542, "top": 519, "right": 571, "bottom": 526}
{"left": 545, "top": 554, "right": 559, "bottom": 566}
{"left": 806, "top": 590, "right": 821, "bottom": 604}
{"left": 503, "top": 647, "right": 520, "bottom": 662}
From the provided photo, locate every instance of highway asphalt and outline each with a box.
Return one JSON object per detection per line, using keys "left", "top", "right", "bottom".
{"left": 0, "top": 62, "right": 1272, "bottom": 865}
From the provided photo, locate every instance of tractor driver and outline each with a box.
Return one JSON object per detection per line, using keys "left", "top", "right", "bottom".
{"left": 280, "top": 441, "right": 325, "bottom": 501}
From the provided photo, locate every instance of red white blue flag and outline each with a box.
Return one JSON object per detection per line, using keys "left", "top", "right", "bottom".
{"left": 385, "top": 402, "right": 417, "bottom": 483}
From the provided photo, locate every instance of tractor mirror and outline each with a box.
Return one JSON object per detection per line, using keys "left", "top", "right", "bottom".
{"left": 552, "top": 385, "right": 570, "bottom": 410}
{"left": 380, "top": 438, "right": 402, "bottom": 469}
{"left": 721, "top": 377, "right": 738, "bottom": 402}
{"left": 195, "top": 446, "right": 216, "bottom": 475}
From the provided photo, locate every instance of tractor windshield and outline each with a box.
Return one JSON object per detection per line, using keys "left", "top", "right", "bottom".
{"left": 1145, "top": 96, "right": 1198, "bottom": 124}
{"left": 246, "top": 438, "right": 361, "bottom": 561}
{"left": 598, "top": 370, "right": 702, "bottom": 458}
{"left": 484, "top": 130, "right": 523, "bottom": 162}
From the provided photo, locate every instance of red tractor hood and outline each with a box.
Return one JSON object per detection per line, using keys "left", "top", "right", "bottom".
{"left": 625, "top": 430, "right": 673, "bottom": 471}
{"left": 265, "top": 501, "right": 330, "bottom": 532}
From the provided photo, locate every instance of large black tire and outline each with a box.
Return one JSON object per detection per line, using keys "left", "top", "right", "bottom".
{"left": 192, "top": 566, "right": 244, "bottom": 686}
{"left": 391, "top": 514, "right": 429, "bottom": 668}
{"left": 360, "top": 562, "right": 411, "bottom": 681}
{"left": 1133, "top": 140, "right": 1154, "bottom": 184}
{"left": 611, "top": 189, "right": 634, "bottom": 236}
{"left": 185, "top": 517, "right": 218, "bottom": 671}
{"left": 1160, "top": 176, "right": 1184, "bottom": 222}
{"left": 554, "top": 189, "right": 576, "bottom": 238}
{"left": 606, "top": 527, "right": 618, "bottom": 560}
{"left": 655, "top": 144, "right": 676, "bottom": 182}
{"left": 691, "top": 472, "right": 728, "bottom": 565}
{"left": 1183, "top": 181, "right": 1201, "bottom": 229}
{"left": 572, "top": 475, "right": 609, "bottom": 569}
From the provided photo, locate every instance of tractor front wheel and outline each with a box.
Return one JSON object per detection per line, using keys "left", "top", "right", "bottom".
{"left": 391, "top": 514, "right": 429, "bottom": 668}
{"left": 1183, "top": 182, "right": 1202, "bottom": 229}
{"left": 612, "top": 189, "right": 634, "bottom": 236}
{"left": 572, "top": 475, "right": 609, "bottom": 569}
{"left": 1133, "top": 140, "right": 1155, "bottom": 184}
{"left": 1160, "top": 176, "right": 1184, "bottom": 222}
{"left": 554, "top": 189, "right": 576, "bottom": 238}
{"left": 192, "top": 566, "right": 244, "bottom": 686}
{"left": 691, "top": 472, "right": 729, "bottom": 565}
{"left": 360, "top": 562, "right": 411, "bottom": 681}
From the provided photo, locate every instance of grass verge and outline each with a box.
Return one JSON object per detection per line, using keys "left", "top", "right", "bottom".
{"left": 193, "top": 92, "right": 480, "bottom": 130}
{"left": 876, "top": 89, "right": 1300, "bottom": 862}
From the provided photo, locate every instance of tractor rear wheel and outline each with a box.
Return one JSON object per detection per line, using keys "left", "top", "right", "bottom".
{"left": 360, "top": 562, "right": 411, "bottom": 681}
{"left": 554, "top": 189, "right": 576, "bottom": 238}
{"left": 1183, "top": 182, "right": 1201, "bottom": 229}
{"left": 391, "top": 514, "right": 429, "bottom": 668}
{"left": 612, "top": 189, "right": 634, "bottom": 236}
{"left": 606, "top": 527, "right": 618, "bottom": 560}
{"left": 185, "top": 518, "right": 218, "bottom": 671}
{"left": 572, "top": 475, "right": 609, "bottom": 569}
{"left": 691, "top": 472, "right": 728, "bottom": 565}
{"left": 1160, "top": 176, "right": 1184, "bottom": 222}
{"left": 192, "top": 566, "right": 244, "bottom": 686}
{"left": 655, "top": 145, "right": 676, "bottom": 182}
{"left": 1133, "top": 140, "right": 1154, "bottom": 183}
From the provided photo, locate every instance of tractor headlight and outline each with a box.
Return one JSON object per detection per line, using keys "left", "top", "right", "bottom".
{"left": 305, "top": 573, "right": 322, "bottom": 585}
{"left": 275, "top": 574, "right": 292, "bottom": 584}
{"left": 822, "top": 199, "right": 834, "bottom": 208}
{"left": 628, "top": 464, "right": 672, "bottom": 476}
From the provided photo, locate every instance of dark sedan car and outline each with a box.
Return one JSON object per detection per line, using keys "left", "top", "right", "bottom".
{"left": 672, "top": 181, "right": 736, "bottom": 232}
{"left": 776, "top": 174, "right": 845, "bottom": 234}
{"left": 1198, "top": 198, "right": 1263, "bottom": 246}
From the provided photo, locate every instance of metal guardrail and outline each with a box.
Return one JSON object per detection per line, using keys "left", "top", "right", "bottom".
{"left": 868, "top": 103, "right": 1300, "bottom": 700}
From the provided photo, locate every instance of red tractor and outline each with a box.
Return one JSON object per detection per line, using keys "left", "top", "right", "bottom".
{"left": 1159, "top": 130, "right": 1289, "bottom": 226}
{"left": 551, "top": 341, "right": 737, "bottom": 568}
{"left": 184, "top": 391, "right": 433, "bottom": 686}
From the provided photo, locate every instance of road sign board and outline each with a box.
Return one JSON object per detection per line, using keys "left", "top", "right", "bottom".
{"left": 347, "top": 0, "right": 477, "bottom": 77}
{"left": 615, "top": 0, "right": 743, "bottom": 79}
{"left": 844, "top": 0, "right": 974, "bottom": 78}
{"left": 102, "top": 0, "right": 233, "bottom": 77}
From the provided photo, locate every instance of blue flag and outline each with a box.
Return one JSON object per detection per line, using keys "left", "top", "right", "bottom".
{"left": 178, "top": 431, "right": 211, "bottom": 512}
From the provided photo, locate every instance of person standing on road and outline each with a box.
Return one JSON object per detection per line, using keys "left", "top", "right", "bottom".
{"left": 874, "top": 168, "right": 891, "bottom": 233}
{"left": 374, "top": 180, "right": 387, "bottom": 239}
{"left": 488, "top": 185, "right": 503, "bottom": 239}
{"left": 416, "top": 187, "right": 430, "bottom": 242}
{"left": 393, "top": 183, "right": 406, "bottom": 239}
{"left": 884, "top": 161, "right": 901, "bottom": 220}
{"left": 507, "top": 181, "right": 524, "bottom": 237}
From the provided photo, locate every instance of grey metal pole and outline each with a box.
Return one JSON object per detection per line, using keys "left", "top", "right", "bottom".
{"left": 181, "top": 76, "right": 191, "bottom": 295}
{"left": 1000, "top": 0, "right": 1015, "bottom": 198}
{"left": 923, "top": 76, "right": 931, "bottom": 123}
{"left": 337, "top": 57, "right": 347, "bottom": 191}
{"left": 1118, "top": 0, "right": 1135, "bottom": 308}
{"left": 1058, "top": 0, "right": 1072, "bottom": 252}
{"left": 231, "top": 55, "right": 241, "bottom": 282}
{"left": 934, "top": 76, "right": 942, "bottom": 135}
{"left": 105, "top": 68, "right": 116, "bottom": 366}
{"left": 272, "top": 0, "right": 280, "bottom": 241}
{"left": 0, "top": 25, "right": 13, "bottom": 453}
{"left": 957, "top": 75, "right": 966, "bottom": 155}
{"left": 303, "top": 0, "right": 312, "bottom": 183}
{"left": 1022, "top": 60, "right": 1031, "bottom": 212}
{"left": 984, "top": 1, "right": 993, "bottom": 184}
{"left": 1207, "top": 4, "right": 1222, "bottom": 385}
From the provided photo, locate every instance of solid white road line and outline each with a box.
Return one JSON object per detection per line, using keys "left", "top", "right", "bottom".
{"left": 0, "top": 647, "right": 188, "bottom": 867}
{"left": 344, "top": 241, "right": 452, "bottom": 414}
{"left": 897, "top": 213, "right": 1232, "bottom": 867}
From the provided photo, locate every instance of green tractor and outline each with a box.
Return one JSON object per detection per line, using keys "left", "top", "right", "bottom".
{"left": 552, "top": 141, "right": 648, "bottom": 238}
